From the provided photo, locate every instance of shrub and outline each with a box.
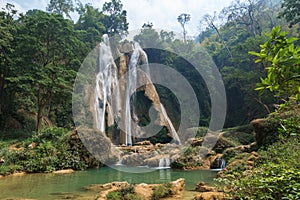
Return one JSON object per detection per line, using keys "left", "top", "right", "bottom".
{"left": 170, "top": 161, "right": 185, "bottom": 169}
{"left": 106, "top": 185, "right": 142, "bottom": 200}
{"left": 32, "top": 126, "right": 67, "bottom": 142}
{"left": 219, "top": 118, "right": 300, "bottom": 199}
{"left": 107, "top": 191, "right": 121, "bottom": 200}
{"left": 151, "top": 183, "right": 174, "bottom": 200}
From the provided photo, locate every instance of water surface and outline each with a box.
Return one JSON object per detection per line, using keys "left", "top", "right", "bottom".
{"left": 0, "top": 166, "right": 217, "bottom": 199}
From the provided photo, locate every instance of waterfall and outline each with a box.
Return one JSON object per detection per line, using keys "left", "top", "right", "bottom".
{"left": 94, "top": 34, "right": 119, "bottom": 132}
{"left": 125, "top": 45, "right": 140, "bottom": 146}
{"left": 220, "top": 158, "right": 226, "bottom": 169}
{"left": 165, "top": 157, "right": 170, "bottom": 167}
{"left": 94, "top": 35, "right": 181, "bottom": 146}
{"left": 159, "top": 158, "right": 164, "bottom": 168}
{"left": 115, "top": 155, "right": 123, "bottom": 166}
{"left": 158, "top": 158, "right": 171, "bottom": 169}
{"left": 160, "top": 104, "right": 181, "bottom": 144}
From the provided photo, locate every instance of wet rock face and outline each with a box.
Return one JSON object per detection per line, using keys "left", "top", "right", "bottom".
{"left": 117, "top": 142, "right": 181, "bottom": 167}
{"left": 119, "top": 42, "right": 134, "bottom": 54}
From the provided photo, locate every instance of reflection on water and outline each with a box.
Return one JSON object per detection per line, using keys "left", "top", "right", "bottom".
{"left": 0, "top": 166, "right": 217, "bottom": 199}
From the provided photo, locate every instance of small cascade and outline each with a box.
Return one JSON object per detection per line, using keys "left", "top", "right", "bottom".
{"left": 158, "top": 158, "right": 164, "bottom": 168}
{"left": 220, "top": 158, "right": 226, "bottom": 169}
{"left": 158, "top": 158, "right": 171, "bottom": 169}
{"left": 211, "top": 158, "right": 226, "bottom": 171}
{"left": 115, "top": 156, "right": 123, "bottom": 166}
{"left": 165, "top": 157, "right": 171, "bottom": 167}
{"left": 160, "top": 104, "right": 181, "bottom": 144}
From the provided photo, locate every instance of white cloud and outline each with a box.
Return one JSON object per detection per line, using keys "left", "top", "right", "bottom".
{"left": 122, "top": 0, "right": 233, "bottom": 36}
{"left": 1, "top": 0, "right": 233, "bottom": 36}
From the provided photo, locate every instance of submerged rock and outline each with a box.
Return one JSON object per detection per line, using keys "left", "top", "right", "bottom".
{"left": 194, "top": 191, "right": 225, "bottom": 200}
{"left": 52, "top": 169, "right": 74, "bottom": 174}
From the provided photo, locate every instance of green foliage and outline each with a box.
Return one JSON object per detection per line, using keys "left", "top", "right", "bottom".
{"left": 183, "top": 146, "right": 199, "bottom": 156}
{"left": 32, "top": 126, "right": 67, "bottom": 142}
{"left": 219, "top": 112, "right": 300, "bottom": 199}
{"left": 222, "top": 124, "right": 255, "bottom": 145}
{"left": 279, "top": 0, "right": 300, "bottom": 27}
{"left": 250, "top": 26, "right": 300, "bottom": 104}
{"left": 47, "top": 0, "right": 74, "bottom": 19}
{"left": 170, "top": 161, "right": 185, "bottom": 169}
{"left": 75, "top": 3, "right": 106, "bottom": 48}
{"left": 194, "top": 127, "right": 209, "bottom": 138}
{"left": 278, "top": 115, "right": 300, "bottom": 137}
{"left": 148, "top": 127, "right": 172, "bottom": 144}
{"left": 107, "top": 191, "right": 122, "bottom": 200}
{"left": 102, "top": 0, "right": 128, "bottom": 36}
{"left": 0, "top": 127, "right": 101, "bottom": 175}
{"left": 151, "top": 183, "right": 174, "bottom": 200}
{"left": 106, "top": 185, "right": 142, "bottom": 200}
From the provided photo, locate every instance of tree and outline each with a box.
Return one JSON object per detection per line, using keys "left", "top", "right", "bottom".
{"left": 177, "top": 13, "right": 191, "bottom": 43}
{"left": 0, "top": 3, "right": 17, "bottom": 123}
{"left": 11, "top": 10, "right": 82, "bottom": 131}
{"left": 102, "top": 0, "right": 128, "bottom": 36}
{"left": 201, "top": 13, "right": 232, "bottom": 58}
{"left": 47, "top": 0, "right": 75, "bottom": 19}
{"left": 142, "top": 22, "right": 153, "bottom": 29}
{"left": 250, "top": 26, "right": 300, "bottom": 104}
{"left": 75, "top": 3, "right": 106, "bottom": 48}
{"left": 279, "top": 0, "right": 300, "bottom": 27}
{"left": 220, "top": 0, "right": 265, "bottom": 36}
{"left": 133, "top": 25, "right": 161, "bottom": 48}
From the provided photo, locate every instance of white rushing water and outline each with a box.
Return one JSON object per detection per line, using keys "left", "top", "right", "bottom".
{"left": 160, "top": 103, "right": 181, "bottom": 144}
{"left": 158, "top": 158, "right": 171, "bottom": 169}
{"left": 94, "top": 34, "right": 119, "bottom": 132}
{"left": 94, "top": 35, "right": 181, "bottom": 146}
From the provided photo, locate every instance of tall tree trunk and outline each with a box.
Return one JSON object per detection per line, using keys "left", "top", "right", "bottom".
{"left": 210, "top": 22, "right": 233, "bottom": 58}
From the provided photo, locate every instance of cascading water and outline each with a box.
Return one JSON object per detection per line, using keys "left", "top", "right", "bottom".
{"left": 94, "top": 35, "right": 119, "bottom": 132}
{"left": 125, "top": 44, "right": 140, "bottom": 146}
{"left": 94, "top": 35, "right": 181, "bottom": 146}
{"left": 158, "top": 158, "right": 171, "bottom": 169}
{"left": 220, "top": 158, "right": 226, "bottom": 169}
{"left": 160, "top": 103, "right": 181, "bottom": 144}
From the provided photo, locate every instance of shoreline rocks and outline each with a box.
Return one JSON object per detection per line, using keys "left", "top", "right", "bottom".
{"left": 93, "top": 178, "right": 185, "bottom": 200}
{"left": 194, "top": 182, "right": 225, "bottom": 200}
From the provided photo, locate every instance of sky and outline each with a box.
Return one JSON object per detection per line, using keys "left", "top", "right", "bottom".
{"left": 0, "top": 0, "right": 234, "bottom": 37}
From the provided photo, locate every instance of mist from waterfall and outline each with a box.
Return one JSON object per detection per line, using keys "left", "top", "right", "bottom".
{"left": 94, "top": 35, "right": 181, "bottom": 146}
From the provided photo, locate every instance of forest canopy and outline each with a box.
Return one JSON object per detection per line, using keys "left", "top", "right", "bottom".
{"left": 0, "top": 0, "right": 299, "bottom": 134}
